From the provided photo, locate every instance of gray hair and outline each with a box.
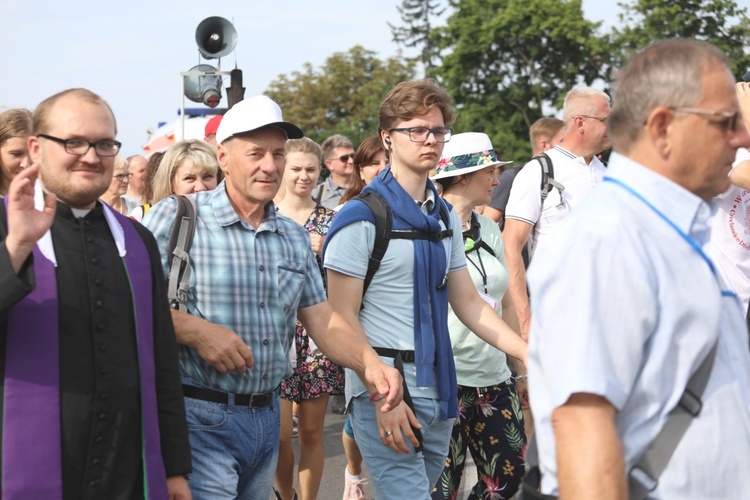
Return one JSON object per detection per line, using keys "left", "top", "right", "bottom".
{"left": 562, "top": 87, "right": 611, "bottom": 123}
{"left": 321, "top": 134, "right": 353, "bottom": 161}
{"left": 608, "top": 38, "right": 729, "bottom": 152}
{"left": 113, "top": 155, "right": 129, "bottom": 171}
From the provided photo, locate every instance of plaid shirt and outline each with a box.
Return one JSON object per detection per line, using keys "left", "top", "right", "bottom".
{"left": 143, "top": 181, "right": 326, "bottom": 394}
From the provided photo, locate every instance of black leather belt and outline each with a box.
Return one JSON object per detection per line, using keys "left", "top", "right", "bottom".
{"left": 182, "top": 385, "right": 274, "bottom": 408}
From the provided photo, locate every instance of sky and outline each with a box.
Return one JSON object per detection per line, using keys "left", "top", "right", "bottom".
{"left": 1, "top": 0, "right": 625, "bottom": 156}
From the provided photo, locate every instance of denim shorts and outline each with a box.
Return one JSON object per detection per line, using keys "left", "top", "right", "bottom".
{"left": 349, "top": 395, "right": 454, "bottom": 499}
{"left": 184, "top": 388, "right": 280, "bottom": 500}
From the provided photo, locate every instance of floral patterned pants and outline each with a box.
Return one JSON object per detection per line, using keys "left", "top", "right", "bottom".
{"left": 431, "top": 379, "right": 526, "bottom": 500}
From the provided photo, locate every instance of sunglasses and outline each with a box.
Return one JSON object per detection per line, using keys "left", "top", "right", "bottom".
{"left": 331, "top": 153, "right": 354, "bottom": 162}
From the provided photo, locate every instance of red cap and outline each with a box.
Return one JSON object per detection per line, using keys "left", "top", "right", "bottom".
{"left": 204, "top": 115, "right": 223, "bottom": 138}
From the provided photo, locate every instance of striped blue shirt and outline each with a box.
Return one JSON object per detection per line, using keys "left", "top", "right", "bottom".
{"left": 143, "top": 181, "right": 326, "bottom": 394}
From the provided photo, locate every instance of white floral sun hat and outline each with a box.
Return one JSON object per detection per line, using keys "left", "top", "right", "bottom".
{"left": 432, "top": 132, "right": 512, "bottom": 180}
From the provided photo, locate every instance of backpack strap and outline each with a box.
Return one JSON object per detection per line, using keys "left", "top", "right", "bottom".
{"left": 355, "top": 192, "right": 453, "bottom": 306}
{"left": 535, "top": 152, "right": 565, "bottom": 207}
{"left": 166, "top": 195, "right": 197, "bottom": 313}
{"left": 519, "top": 341, "right": 719, "bottom": 500}
{"left": 389, "top": 198, "right": 453, "bottom": 243}
{"left": 355, "top": 191, "right": 392, "bottom": 301}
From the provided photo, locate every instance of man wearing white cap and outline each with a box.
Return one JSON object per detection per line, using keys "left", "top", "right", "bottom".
{"left": 142, "top": 95, "right": 404, "bottom": 500}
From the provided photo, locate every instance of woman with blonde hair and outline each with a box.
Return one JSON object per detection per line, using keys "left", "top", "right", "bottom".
{"left": 274, "top": 137, "right": 343, "bottom": 500}
{"left": 150, "top": 139, "right": 221, "bottom": 204}
{"left": 0, "top": 108, "right": 32, "bottom": 196}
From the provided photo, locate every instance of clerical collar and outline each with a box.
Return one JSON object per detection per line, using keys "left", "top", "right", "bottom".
{"left": 35, "top": 181, "right": 126, "bottom": 266}
{"left": 70, "top": 207, "right": 92, "bottom": 218}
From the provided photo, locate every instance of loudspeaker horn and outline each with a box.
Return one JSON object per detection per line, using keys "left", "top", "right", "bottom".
{"left": 195, "top": 16, "right": 237, "bottom": 60}
{"left": 184, "top": 64, "right": 223, "bottom": 108}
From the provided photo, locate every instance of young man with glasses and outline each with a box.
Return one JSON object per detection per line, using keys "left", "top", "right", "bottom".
{"left": 323, "top": 79, "right": 526, "bottom": 499}
{"left": 503, "top": 86, "right": 611, "bottom": 341}
{"left": 316, "top": 134, "right": 356, "bottom": 209}
{"left": 0, "top": 88, "right": 191, "bottom": 499}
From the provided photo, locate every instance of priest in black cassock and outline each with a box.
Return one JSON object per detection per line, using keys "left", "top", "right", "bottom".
{"left": 0, "top": 88, "right": 191, "bottom": 500}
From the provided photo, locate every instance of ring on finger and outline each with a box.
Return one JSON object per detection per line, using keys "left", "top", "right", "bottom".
{"left": 384, "top": 430, "right": 392, "bottom": 438}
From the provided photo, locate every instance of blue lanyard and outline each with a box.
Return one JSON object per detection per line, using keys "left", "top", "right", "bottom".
{"left": 604, "top": 177, "right": 735, "bottom": 297}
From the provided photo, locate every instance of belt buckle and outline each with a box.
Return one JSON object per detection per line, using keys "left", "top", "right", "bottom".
{"left": 248, "top": 393, "right": 269, "bottom": 408}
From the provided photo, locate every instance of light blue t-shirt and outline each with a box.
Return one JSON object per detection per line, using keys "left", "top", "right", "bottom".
{"left": 324, "top": 189, "right": 467, "bottom": 402}
{"left": 527, "top": 153, "right": 750, "bottom": 497}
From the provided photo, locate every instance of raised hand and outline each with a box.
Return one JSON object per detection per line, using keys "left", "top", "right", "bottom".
{"left": 5, "top": 163, "right": 56, "bottom": 273}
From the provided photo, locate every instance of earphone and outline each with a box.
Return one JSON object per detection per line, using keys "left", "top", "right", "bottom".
{"left": 384, "top": 137, "right": 391, "bottom": 146}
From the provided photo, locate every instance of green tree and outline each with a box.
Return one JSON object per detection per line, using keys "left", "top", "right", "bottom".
{"left": 431, "top": 0, "right": 608, "bottom": 160}
{"left": 390, "top": 0, "right": 446, "bottom": 72}
{"left": 264, "top": 46, "right": 417, "bottom": 147}
{"left": 611, "top": 0, "right": 750, "bottom": 76}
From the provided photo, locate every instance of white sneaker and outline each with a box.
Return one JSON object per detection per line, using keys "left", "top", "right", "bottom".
{"left": 343, "top": 472, "right": 368, "bottom": 500}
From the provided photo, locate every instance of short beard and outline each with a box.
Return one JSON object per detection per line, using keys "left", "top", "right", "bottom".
{"left": 40, "top": 167, "right": 109, "bottom": 210}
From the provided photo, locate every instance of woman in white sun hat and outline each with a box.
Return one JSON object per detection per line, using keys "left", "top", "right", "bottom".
{"left": 431, "top": 132, "right": 527, "bottom": 500}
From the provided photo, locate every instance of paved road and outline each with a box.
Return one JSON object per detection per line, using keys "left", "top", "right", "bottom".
{"left": 277, "top": 399, "right": 476, "bottom": 499}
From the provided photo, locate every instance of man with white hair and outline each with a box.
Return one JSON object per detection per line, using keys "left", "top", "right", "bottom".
{"left": 503, "top": 87, "right": 611, "bottom": 339}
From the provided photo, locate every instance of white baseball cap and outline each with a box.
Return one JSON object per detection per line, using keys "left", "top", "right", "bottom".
{"left": 216, "top": 95, "right": 304, "bottom": 144}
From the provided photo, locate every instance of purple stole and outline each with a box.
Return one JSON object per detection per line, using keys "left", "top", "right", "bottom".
{"left": 2, "top": 201, "right": 168, "bottom": 499}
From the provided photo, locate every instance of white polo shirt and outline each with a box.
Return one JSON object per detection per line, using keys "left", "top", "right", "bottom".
{"left": 504, "top": 146, "right": 606, "bottom": 255}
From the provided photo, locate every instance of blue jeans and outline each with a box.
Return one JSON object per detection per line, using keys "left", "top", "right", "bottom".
{"left": 350, "top": 395, "right": 454, "bottom": 499}
{"left": 184, "top": 389, "right": 280, "bottom": 499}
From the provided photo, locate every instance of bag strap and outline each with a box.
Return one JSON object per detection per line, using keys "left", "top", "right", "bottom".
{"left": 520, "top": 341, "right": 718, "bottom": 499}
{"left": 166, "top": 195, "right": 197, "bottom": 313}
{"left": 314, "top": 183, "right": 327, "bottom": 205}
{"left": 356, "top": 191, "right": 453, "bottom": 306}
{"left": 627, "top": 341, "right": 718, "bottom": 498}
{"left": 356, "top": 191, "right": 392, "bottom": 302}
{"left": 535, "top": 152, "right": 565, "bottom": 206}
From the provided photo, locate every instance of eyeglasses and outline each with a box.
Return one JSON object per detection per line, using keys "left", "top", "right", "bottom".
{"left": 578, "top": 115, "right": 608, "bottom": 123}
{"left": 331, "top": 153, "right": 355, "bottom": 162}
{"left": 669, "top": 107, "right": 742, "bottom": 132}
{"left": 389, "top": 127, "right": 453, "bottom": 143}
{"left": 113, "top": 173, "right": 132, "bottom": 182}
{"left": 38, "top": 134, "right": 122, "bottom": 157}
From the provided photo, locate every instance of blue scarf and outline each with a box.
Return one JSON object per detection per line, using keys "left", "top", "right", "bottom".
{"left": 325, "top": 168, "right": 458, "bottom": 420}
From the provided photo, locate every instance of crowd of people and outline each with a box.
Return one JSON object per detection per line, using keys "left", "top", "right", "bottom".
{"left": 1, "top": 36, "right": 750, "bottom": 500}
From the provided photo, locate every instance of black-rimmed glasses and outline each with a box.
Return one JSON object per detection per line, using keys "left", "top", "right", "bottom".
{"left": 669, "top": 107, "right": 742, "bottom": 132}
{"left": 389, "top": 127, "right": 453, "bottom": 143}
{"left": 38, "top": 134, "right": 122, "bottom": 157}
